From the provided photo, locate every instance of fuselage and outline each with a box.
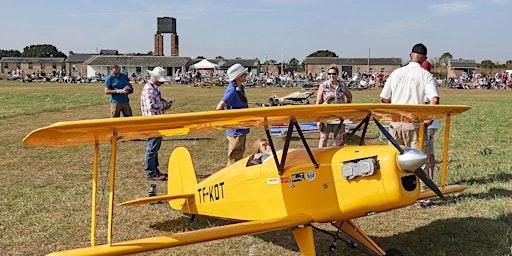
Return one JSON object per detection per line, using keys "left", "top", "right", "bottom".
{"left": 172, "top": 145, "right": 419, "bottom": 223}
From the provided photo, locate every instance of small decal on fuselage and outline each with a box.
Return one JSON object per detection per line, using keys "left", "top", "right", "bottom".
{"left": 197, "top": 182, "right": 225, "bottom": 203}
{"left": 291, "top": 172, "right": 305, "bottom": 182}
{"left": 306, "top": 171, "right": 316, "bottom": 181}
{"left": 281, "top": 177, "right": 291, "bottom": 183}
{"left": 267, "top": 178, "right": 279, "bottom": 184}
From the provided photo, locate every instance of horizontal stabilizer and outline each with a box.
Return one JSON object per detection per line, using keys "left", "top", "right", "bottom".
{"left": 46, "top": 213, "right": 314, "bottom": 256}
{"left": 418, "top": 184, "right": 467, "bottom": 200}
{"left": 118, "top": 193, "right": 193, "bottom": 207}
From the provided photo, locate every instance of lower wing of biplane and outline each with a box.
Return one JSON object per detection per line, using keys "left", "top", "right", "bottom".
{"left": 24, "top": 104, "right": 470, "bottom": 256}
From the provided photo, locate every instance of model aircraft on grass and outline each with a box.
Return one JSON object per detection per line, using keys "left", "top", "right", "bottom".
{"left": 258, "top": 91, "right": 315, "bottom": 107}
{"left": 23, "top": 104, "right": 470, "bottom": 256}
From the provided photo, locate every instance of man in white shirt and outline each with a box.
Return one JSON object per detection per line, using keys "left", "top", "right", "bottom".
{"left": 380, "top": 43, "right": 439, "bottom": 149}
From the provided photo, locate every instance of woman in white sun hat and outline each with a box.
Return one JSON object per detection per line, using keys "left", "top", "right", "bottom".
{"left": 216, "top": 63, "right": 250, "bottom": 166}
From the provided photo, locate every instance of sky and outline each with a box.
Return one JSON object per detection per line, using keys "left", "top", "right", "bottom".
{"left": 2, "top": 0, "right": 511, "bottom": 65}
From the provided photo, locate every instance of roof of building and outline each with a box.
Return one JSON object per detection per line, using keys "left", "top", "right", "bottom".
{"left": 66, "top": 53, "right": 97, "bottom": 63}
{"left": 449, "top": 59, "right": 477, "bottom": 68}
{"left": 0, "top": 57, "right": 66, "bottom": 63}
{"left": 82, "top": 56, "right": 192, "bottom": 67}
{"left": 303, "top": 57, "right": 402, "bottom": 66}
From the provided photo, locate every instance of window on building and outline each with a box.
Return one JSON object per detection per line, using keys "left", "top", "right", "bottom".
{"left": 356, "top": 67, "right": 361, "bottom": 73}
{"left": 52, "top": 63, "right": 57, "bottom": 69}
{"left": 3, "top": 62, "right": 8, "bottom": 69}
{"left": 28, "top": 62, "right": 33, "bottom": 69}
{"left": 136, "top": 67, "right": 141, "bottom": 73}
{"left": 369, "top": 67, "right": 373, "bottom": 74}
{"left": 41, "top": 63, "right": 45, "bottom": 69}
{"left": 72, "top": 65, "right": 77, "bottom": 71}
{"left": 380, "top": 68, "right": 385, "bottom": 73}
{"left": 17, "top": 63, "right": 21, "bottom": 69}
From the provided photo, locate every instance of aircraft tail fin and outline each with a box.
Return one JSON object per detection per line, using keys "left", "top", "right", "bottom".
{"left": 168, "top": 147, "right": 197, "bottom": 211}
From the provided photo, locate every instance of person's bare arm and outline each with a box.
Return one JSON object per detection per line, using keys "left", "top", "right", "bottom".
{"left": 216, "top": 101, "right": 227, "bottom": 110}
{"left": 380, "top": 97, "right": 391, "bottom": 103}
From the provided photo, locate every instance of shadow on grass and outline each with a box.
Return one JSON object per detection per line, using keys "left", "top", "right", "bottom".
{"left": 148, "top": 213, "right": 512, "bottom": 256}
{"left": 444, "top": 187, "right": 512, "bottom": 202}
{"left": 458, "top": 172, "right": 512, "bottom": 185}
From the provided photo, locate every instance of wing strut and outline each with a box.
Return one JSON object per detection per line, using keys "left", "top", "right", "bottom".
{"left": 266, "top": 116, "right": 318, "bottom": 175}
{"left": 264, "top": 124, "right": 282, "bottom": 174}
{"left": 292, "top": 117, "right": 318, "bottom": 170}
{"left": 340, "top": 113, "right": 372, "bottom": 146}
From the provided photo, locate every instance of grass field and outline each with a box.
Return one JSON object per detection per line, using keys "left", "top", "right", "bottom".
{"left": 1, "top": 81, "right": 511, "bottom": 256}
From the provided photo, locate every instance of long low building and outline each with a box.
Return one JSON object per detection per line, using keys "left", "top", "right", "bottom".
{"left": 303, "top": 57, "right": 403, "bottom": 77}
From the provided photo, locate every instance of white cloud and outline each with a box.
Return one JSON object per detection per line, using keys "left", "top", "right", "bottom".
{"left": 428, "top": 2, "right": 472, "bottom": 15}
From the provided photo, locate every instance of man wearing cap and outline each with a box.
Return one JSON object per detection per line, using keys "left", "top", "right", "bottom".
{"left": 141, "top": 67, "right": 172, "bottom": 181}
{"left": 105, "top": 64, "right": 133, "bottom": 118}
{"left": 216, "top": 63, "right": 250, "bottom": 166}
{"left": 380, "top": 43, "right": 439, "bottom": 149}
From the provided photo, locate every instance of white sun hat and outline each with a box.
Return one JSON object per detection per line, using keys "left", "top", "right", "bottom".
{"left": 147, "top": 67, "right": 170, "bottom": 82}
{"left": 227, "top": 63, "right": 248, "bottom": 82}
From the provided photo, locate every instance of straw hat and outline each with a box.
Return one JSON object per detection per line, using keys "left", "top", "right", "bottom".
{"left": 147, "top": 67, "right": 170, "bottom": 82}
{"left": 227, "top": 63, "right": 248, "bottom": 82}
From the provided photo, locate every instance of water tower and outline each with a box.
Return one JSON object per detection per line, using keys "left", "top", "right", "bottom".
{"left": 154, "top": 17, "right": 179, "bottom": 56}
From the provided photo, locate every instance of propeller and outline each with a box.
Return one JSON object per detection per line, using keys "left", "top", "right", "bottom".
{"left": 372, "top": 117, "right": 445, "bottom": 200}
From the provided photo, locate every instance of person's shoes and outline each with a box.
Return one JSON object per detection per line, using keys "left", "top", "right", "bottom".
{"left": 416, "top": 199, "right": 435, "bottom": 208}
{"left": 146, "top": 174, "right": 167, "bottom": 181}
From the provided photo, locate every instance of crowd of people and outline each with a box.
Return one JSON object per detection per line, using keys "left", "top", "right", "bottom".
{"left": 446, "top": 70, "right": 512, "bottom": 90}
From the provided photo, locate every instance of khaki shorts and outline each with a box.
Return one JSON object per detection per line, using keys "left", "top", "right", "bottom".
{"left": 110, "top": 103, "right": 132, "bottom": 117}
{"left": 320, "top": 123, "right": 344, "bottom": 134}
{"left": 226, "top": 134, "right": 246, "bottom": 166}
{"left": 389, "top": 122, "right": 420, "bottom": 149}
{"left": 422, "top": 128, "right": 438, "bottom": 155}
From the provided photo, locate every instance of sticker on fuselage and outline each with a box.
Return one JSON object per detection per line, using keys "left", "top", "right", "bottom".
{"left": 306, "top": 171, "right": 316, "bottom": 181}
{"left": 291, "top": 172, "right": 305, "bottom": 182}
{"left": 267, "top": 178, "right": 279, "bottom": 184}
{"left": 281, "top": 177, "right": 291, "bottom": 183}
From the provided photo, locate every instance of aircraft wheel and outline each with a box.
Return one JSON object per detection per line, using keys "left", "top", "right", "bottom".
{"left": 328, "top": 242, "right": 337, "bottom": 253}
{"left": 385, "top": 248, "right": 404, "bottom": 256}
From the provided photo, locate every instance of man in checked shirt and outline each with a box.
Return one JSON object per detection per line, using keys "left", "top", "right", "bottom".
{"left": 140, "top": 67, "right": 173, "bottom": 181}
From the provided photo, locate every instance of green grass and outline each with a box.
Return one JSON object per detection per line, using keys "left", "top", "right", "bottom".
{"left": 1, "top": 81, "right": 511, "bottom": 256}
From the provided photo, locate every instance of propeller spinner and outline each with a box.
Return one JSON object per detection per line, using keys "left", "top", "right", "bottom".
{"left": 373, "top": 117, "right": 445, "bottom": 200}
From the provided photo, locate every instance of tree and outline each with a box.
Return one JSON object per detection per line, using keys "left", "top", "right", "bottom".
{"left": 307, "top": 50, "right": 337, "bottom": 58}
{"left": 288, "top": 58, "right": 299, "bottom": 68}
{"left": 215, "top": 56, "right": 224, "bottom": 60}
{"left": 20, "top": 44, "right": 66, "bottom": 57}
{"left": 478, "top": 60, "right": 498, "bottom": 69}
{"left": 439, "top": 52, "right": 452, "bottom": 66}
{"left": 195, "top": 56, "right": 205, "bottom": 59}
{"left": 506, "top": 60, "right": 512, "bottom": 69}
{"left": 0, "top": 49, "right": 22, "bottom": 58}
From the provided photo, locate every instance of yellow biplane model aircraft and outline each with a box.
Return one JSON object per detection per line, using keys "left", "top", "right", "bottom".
{"left": 23, "top": 104, "right": 470, "bottom": 256}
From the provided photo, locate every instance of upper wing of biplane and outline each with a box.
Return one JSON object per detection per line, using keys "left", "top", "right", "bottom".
{"left": 23, "top": 104, "right": 470, "bottom": 147}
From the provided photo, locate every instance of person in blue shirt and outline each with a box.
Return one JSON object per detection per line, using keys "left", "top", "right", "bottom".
{"left": 104, "top": 64, "right": 132, "bottom": 117}
{"left": 216, "top": 63, "right": 250, "bottom": 166}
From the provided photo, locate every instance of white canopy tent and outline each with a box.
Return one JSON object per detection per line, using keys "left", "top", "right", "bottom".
{"left": 189, "top": 59, "right": 220, "bottom": 70}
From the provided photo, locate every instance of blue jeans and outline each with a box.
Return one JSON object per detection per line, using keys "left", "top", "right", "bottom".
{"left": 145, "top": 137, "right": 162, "bottom": 178}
